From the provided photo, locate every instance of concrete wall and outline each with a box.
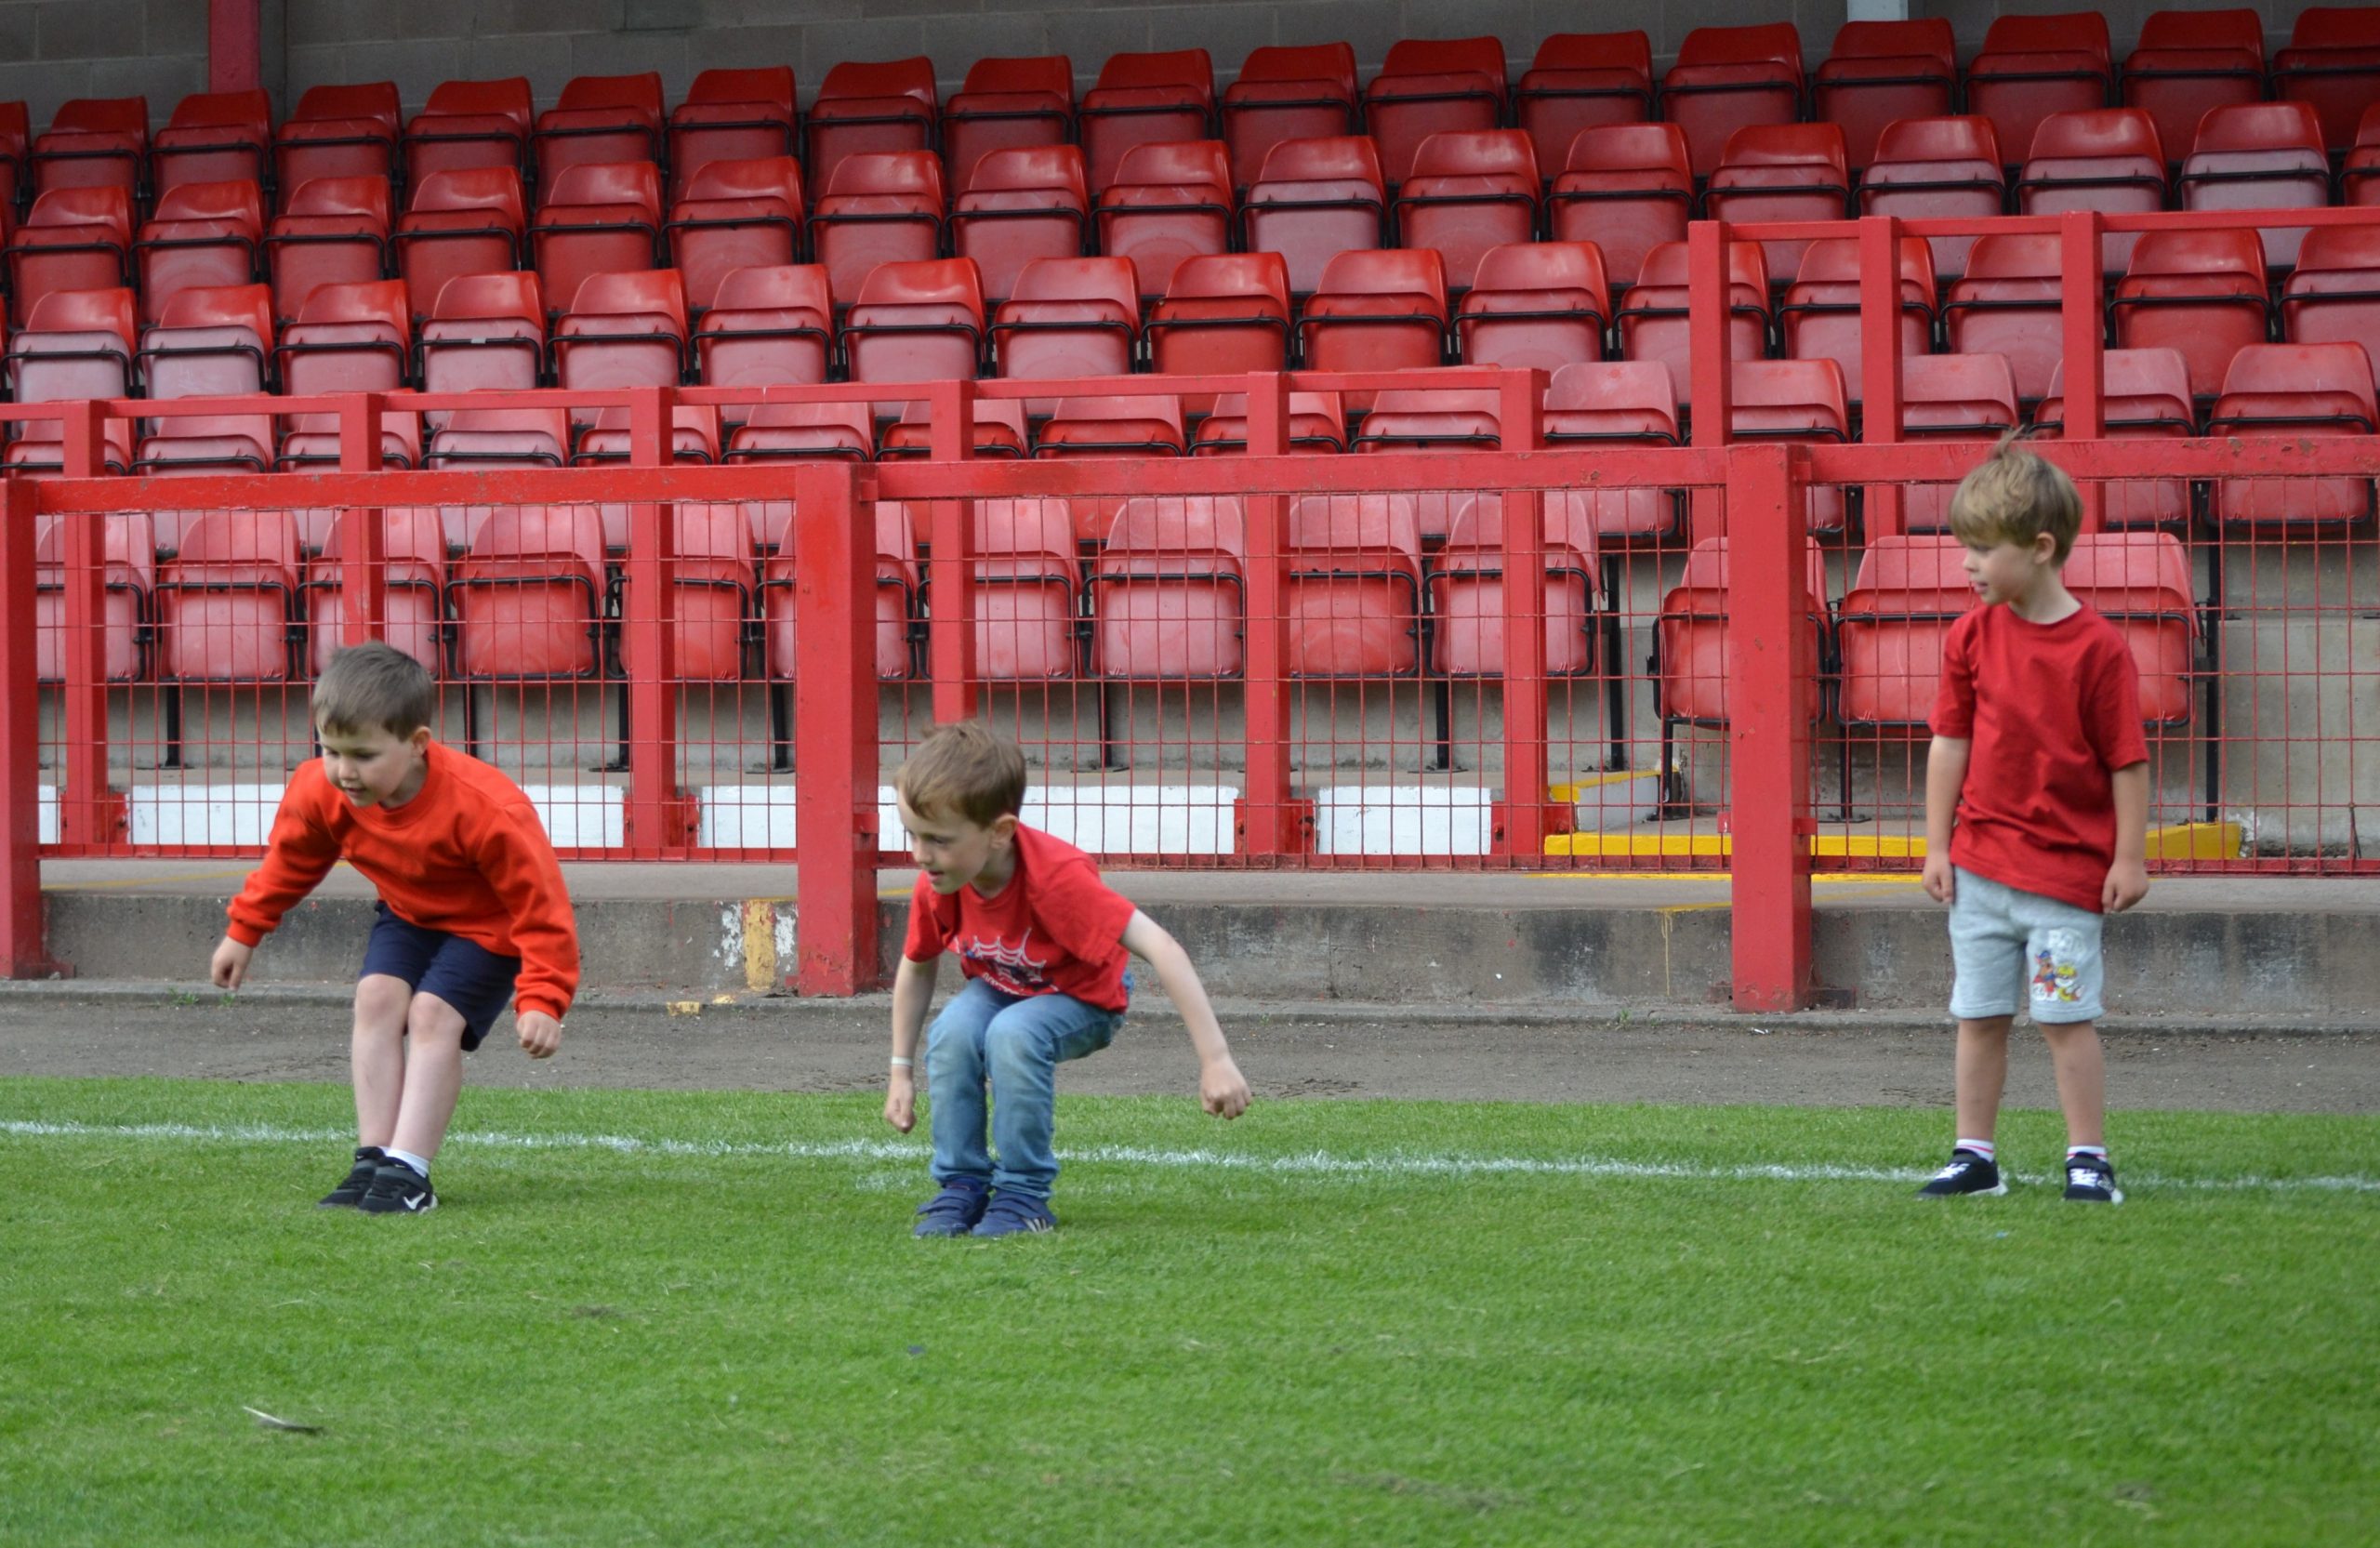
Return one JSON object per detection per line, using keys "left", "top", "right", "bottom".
{"left": 0, "top": 0, "right": 210, "bottom": 128}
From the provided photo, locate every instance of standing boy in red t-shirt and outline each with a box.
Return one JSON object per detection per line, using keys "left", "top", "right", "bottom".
{"left": 1919, "top": 440, "right": 2150, "bottom": 1205}
{"left": 883, "top": 721, "right": 1251, "bottom": 1237}
{"left": 210, "top": 642, "right": 580, "bottom": 1215}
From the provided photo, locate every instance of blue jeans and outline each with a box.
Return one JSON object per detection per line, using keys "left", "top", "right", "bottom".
{"left": 926, "top": 977, "right": 1125, "bottom": 1201}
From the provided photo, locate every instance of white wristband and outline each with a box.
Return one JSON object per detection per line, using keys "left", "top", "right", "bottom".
{"left": 889, "top": 1056, "right": 914, "bottom": 1069}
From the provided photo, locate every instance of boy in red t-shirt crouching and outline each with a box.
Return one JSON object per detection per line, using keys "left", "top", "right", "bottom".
{"left": 1919, "top": 438, "right": 2151, "bottom": 1205}
{"left": 884, "top": 721, "right": 1251, "bottom": 1237}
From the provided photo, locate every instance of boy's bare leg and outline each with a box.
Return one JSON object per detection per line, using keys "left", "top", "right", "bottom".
{"left": 351, "top": 974, "right": 414, "bottom": 1148}
{"left": 389, "top": 993, "right": 469, "bottom": 1163}
{"left": 1953, "top": 1015, "right": 2014, "bottom": 1143}
{"left": 2039, "top": 1020, "right": 2108, "bottom": 1149}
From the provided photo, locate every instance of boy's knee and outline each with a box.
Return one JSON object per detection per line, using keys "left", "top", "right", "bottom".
{"left": 354, "top": 974, "right": 412, "bottom": 1030}
{"left": 983, "top": 1014, "right": 1047, "bottom": 1072}
{"left": 405, "top": 993, "right": 468, "bottom": 1042}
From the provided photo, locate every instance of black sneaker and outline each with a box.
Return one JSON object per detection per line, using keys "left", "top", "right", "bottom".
{"left": 358, "top": 1161, "right": 437, "bottom": 1215}
{"left": 2063, "top": 1154, "right": 2123, "bottom": 1205}
{"left": 1916, "top": 1149, "right": 2007, "bottom": 1197}
{"left": 318, "top": 1145, "right": 386, "bottom": 1209}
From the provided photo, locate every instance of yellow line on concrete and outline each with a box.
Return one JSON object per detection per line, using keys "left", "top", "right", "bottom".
{"left": 742, "top": 899, "right": 779, "bottom": 995}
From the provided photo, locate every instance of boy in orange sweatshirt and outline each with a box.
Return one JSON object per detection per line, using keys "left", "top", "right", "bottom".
{"left": 211, "top": 642, "right": 580, "bottom": 1214}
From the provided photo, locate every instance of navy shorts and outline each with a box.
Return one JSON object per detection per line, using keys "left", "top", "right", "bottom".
{"left": 358, "top": 903, "right": 522, "bottom": 1052}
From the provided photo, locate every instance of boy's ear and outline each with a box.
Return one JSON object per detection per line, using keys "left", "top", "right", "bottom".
{"left": 990, "top": 813, "right": 1020, "bottom": 843}
{"left": 407, "top": 725, "right": 433, "bottom": 753}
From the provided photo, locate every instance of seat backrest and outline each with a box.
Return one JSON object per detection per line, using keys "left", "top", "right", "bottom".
{"left": 958, "top": 56, "right": 1074, "bottom": 99}
{"left": 1103, "top": 495, "right": 1245, "bottom": 556}
{"left": 289, "top": 83, "right": 402, "bottom": 131}
{"left": 554, "top": 73, "right": 665, "bottom": 118}
{"left": 1546, "top": 359, "right": 1678, "bottom": 423}
{"left": 1637, "top": 239, "right": 1769, "bottom": 292}
{"left": 1828, "top": 19, "right": 1956, "bottom": 68}
{"left": 1561, "top": 121, "right": 1691, "bottom": 179}
{"left": 1531, "top": 32, "right": 1653, "bottom": 76}
{"left": 541, "top": 159, "right": 662, "bottom": 216}
{"left": 2220, "top": 342, "right": 2380, "bottom": 414}
{"left": 824, "top": 148, "right": 944, "bottom": 202}
{"left": 1007, "top": 256, "right": 1140, "bottom": 315}
{"left": 1849, "top": 534, "right": 1972, "bottom": 604}
{"left": 681, "top": 68, "right": 798, "bottom": 113}
{"left": 712, "top": 262, "right": 832, "bottom": 314}
{"left": 148, "top": 179, "right": 266, "bottom": 230}
{"left": 741, "top": 400, "right": 874, "bottom": 441}
{"left": 1253, "top": 135, "right": 1382, "bottom": 187}
{"left": 2136, "top": 8, "right": 2265, "bottom": 55}
{"left": 2190, "top": 100, "right": 2325, "bottom": 157}
{"left": 1717, "top": 122, "right": 1848, "bottom": 175}
{"left": 1901, "top": 352, "right": 2020, "bottom": 424}
{"left": 420, "top": 78, "right": 534, "bottom": 130}
{"left": 1109, "top": 139, "right": 1232, "bottom": 191}
{"left": 1315, "top": 246, "right": 1447, "bottom": 304}
{"left": 282, "top": 175, "right": 393, "bottom": 224}
{"left": 854, "top": 257, "right": 985, "bottom": 315}
{"left": 2294, "top": 224, "right": 2380, "bottom": 275}
{"left": 1092, "top": 49, "right": 1214, "bottom": 99}
{"left": 2027, "top": 107, "right": 2163, "bottom": 165}
{"left": 1729, "top": 358, "right": 1849, "bottom": 427}
{"left": 1287, "top": 493, "right": 1424, "bottom": 562}
{"left": 974, "top": 496, "right": 1077, "bottom": 560}
{"left": 172, "top": 508, "right": 300, "bottom": 579}
{"left": 960, "top": 143, "right": 1088, "bottom": 202}
{"left": 817, "top": 58, "right": 939, "bottom": 111}
{"left": 25, "top": 185, "right": 135, "bottom": 236}
{"left": 681, "top": 155, "right": 804, "bottom": 207}
{"left": 1234, "top": 45, "right": 1359, "bottom": 98}
{"left": 1471, "top": 240, "right": 1608, "bottom": 301}
{"left": 1365, "top": 387, "right": 1499, "bottom": 422}
{"left": 407, "top": 165, "right": 525, "bottom": 223}
{"left": 467, "top": 503, "right": 605, "bottom": 576}
{"left": 431, "top": 270, "right": 546, "bottom": 324}
{"left": 296, "top": 278, "right": 411, "bottom": 336}
{"left": 1407, "top": 129, "right": 1538, "bottom": 181}
{"left": 2293, "top": 7, "right": 2380, "bottom": 49}
{"left": 24, "top": 286, "right": 139, "bottom": 353}
{"left": 1164, "top": 251, "right": 1291, "bottom": 309}
{"left": 2044, "top": 347, "right": 2197, "bottom": 420}
{"left": 2064, "top": 532, "right": 2195, "bottom": 609}
{"left": 319, "top": 505, "right": 445, "bottom": 567}
{"left": 1961, "top": 232, "right": 2061, "bottom": 282}
{"left": 1872, "top": 115, "right": 2003, "bottom": 166}
{"left": 47, "top": 97, "right": 149, "bottom": 139}
{"left": 1200, "top": 390, "right": 1346, "bottom": 438}
{"left": 1673, "top": 22, "right": 1805, "bottom": 75}
{"left": 1049, "top": 394, "right": 1186, "bottom": 439}
{"left": 569, "top": 267, "right": 689, "bottom": 330}
{"left": 1380, "top": 36, "right": 1507, "bottom": 86}
{"left": 1980, "top": 12, "right": 2112, "bottom": 64}
{"left": 155, "top": 282, "right": 276, "bottom": 341}
{"left": 1794, "top": 234, "right": 1933, "bottom": 294}
{"left": 2124, "top": 226, "right": 2266, "bottom": 285}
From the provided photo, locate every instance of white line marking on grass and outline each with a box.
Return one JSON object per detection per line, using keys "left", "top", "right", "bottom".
{"left": 4, "top": 1118, "right": 2375, "bottom": 1195}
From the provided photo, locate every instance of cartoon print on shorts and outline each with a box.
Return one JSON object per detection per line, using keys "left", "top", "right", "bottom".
{"left": 2030, "top": 930, "right": 2084, "bottom": 1004}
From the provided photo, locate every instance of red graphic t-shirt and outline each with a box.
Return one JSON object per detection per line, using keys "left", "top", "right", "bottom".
{"left": 902, "top": 824, "right": 1137, "bottom": 1010}
{"left": 1929, "top": 602, "right": 2150, "bottom": 913}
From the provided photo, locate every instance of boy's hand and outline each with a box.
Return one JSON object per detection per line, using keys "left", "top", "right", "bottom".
{"left": 1200, "top": 1056, "right": 1251, "bottom": 1119}
{"left": 210, "top": 936, "right": 253, "bottom": 990}
{"left": 516, "top": 1011, "right": 562, "bottom": 1059}
{"left": 1921, "top": 854, "right": 1956, "bottom": 906}
{"left": 884, "top": 1069, "right": 917, "bottom": 1134}
{"left": 2102, "top": 858, "right": 2150, "bottom": 914}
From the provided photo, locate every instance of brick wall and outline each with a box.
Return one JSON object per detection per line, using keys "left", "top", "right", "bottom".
{"left": 0, "top": 0, "right": 209, "bottom": 128}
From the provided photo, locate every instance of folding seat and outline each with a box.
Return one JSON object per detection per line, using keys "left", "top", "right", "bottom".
{"left": 2274, "top": 7, "right": 2380, "bottom": 151}
{"left": 1728, "top": 360, "right": 1853, "bottom": 536}
{"left": 135, "top": 179, "right": 266, "bottom": 326}
{"left": 31, "top": 98, "right": 146, "bottom": 200}
{"left": 4, "top": 289, "right": 139, "bottom": 477}
{"left": 1940, "top": 232, "right": 2067, "bottom": 402}
{"left": 939, "top": 496, "right": 1084, "bottom": 681}
{"left": 1548, "top": 123, "right": 1691, "bottom": 287}
{"left": 306, "top": 506, "right": 446, "bottom": 676}
{"left": 1659, "top": 23, "right": 1805, "bottom": 179}
{"left": 615, "top": 500, "right": 754, "bottom": 682}
{"left": 274, "top": 279, "right": 419, "bottom": 469}
{"left": 1834, "top": 536, "right": 1974, "bottom": 734}
{"left": 1542, "top": 361, "right": 1685, "bottom": 545}
{"left": 265, "top": 177, "right": 393, "bottom": 322}
{"left": 948, "top": 144, "right": 1091, "bottom": 304}
{"left": 154, "top": 509, "right": 305, "bottom": 683}
{"left": 2061, "top": 533, "right": 2201, "bottom": 726}
{"left": 2036, "top": 349, "right": 2198, "bottom": 531}
{"left": 2123, "top": 9, "right": 2269, "bottom": 163}
{"left": 942, "top": 56, "right": 1075, "bottom": 189}
{"left": 664, "top": 155, "right": 803, "bottom": 312}
{"left": 760, "top": 499, "right": 919, "bottom": 682}
{"left": 403, "top": 78, "right": 533, "bottom": 187}
{"left": 1189, "top": 391, "right": 1346, "bottom": 456}
{"left": 1896, "top": 353, "right": 2022, "bottom": 534}
{"left": 1454, "top": 241, "right": 1608, "bottom": 374}
{"left": 1037, "top": 395, "right": 1186, "bottom": 458}
{"left": 1145, "top": 252, "right": 1291, "bottom": 377}
{"left": 724, "top": 402, "right": 877, "bottom": 463}
{"left": 1351, "top": 388, "right": 1498, "bottom": 453}
{"left": 7, "top": 187, "right": 134, "bottom": 324}
{"left": 573, "top": 404, "right": 721, "bottom": 467}
{"left": 808, "top": 149, "right": 945, "bottom": 310}
{"left": 1280, "top": 493, "right": 1425, "bottom": 677}
{"left": 1813, "top": 20, "right": 1957, "bottom": 170}
{"left": 1966, "top": 14, "right": 2115, "bottom": 169}
{"left": 878, "top": 397, "right": 1030, "bottom": 459}
{"left": 0, "top": 101, "right": 26, "bottom": 221}
{"left": 1364, "top": 37, "right": 1508, "bottom": 187}
{"left": 418, "top": 271, "right": 546, "bottom": 397}
{"left": 1514, "top": 33, "right": 1654, "bottom": 182}
{"left": 450, "top": 505, "right": 609, "bottom": 681}
{"left": 668, "top": 68, "right": 798, "bottom": 198}
{"left": 533, "top": 73, "right": 666, "bottom": 188}
{"left": 1218, "top": 44, "right": 1360, "bottom": 191}
{"left": 990, "top": 255, "right": 1140, "bottom": 387}
{"left": 152, "top": 91, "right": 273, "bottom": 202}
{"left": 2281, "top": 226, "right": 2380, "bottom": 383}
{"left": 553, "top": 268, "right": 689, "bottom": 405}
{"left": 135, "top": 284, "right": 279, "bottom": 476}
{"left": 1614, "top": 239, "right": 1768, "bottom": 409}
{"left": 2110, "top": 227, "right": 2270, "bottom": 402}
{"left": 2208, "top": 343, "right": 2380, "bottom": 531}
{"left": 804, "top": 59, "right": 938, "bottom": 211}
{"left": 394, "top": 167, "right": 526, "bottom": 321}
{"left": 2016, "top": 110, "right": 2168, "bottom": 273}
{"left": 426, "top": 408, "right": 572, "bottom": 470}
{"left": 33, "top": 512, "right": 154, "bottom": 684}
{"left": 2345, "top": 106, "right": 2380, "bottom": 205}
{"left": 530, "top": 160, "right": 664, "bottom": 314}
{"left": 1702, "top": 123, "right": 1852, "bottom": 284}
{"left": 1392, "top": 129, "right": 1540, "bottom": 292}
{"left": 840, "top": 258, "right": 985, "bottom": 383}
{"left": 1298, "top": 247, "right": 1447, "bottom": 376}
{"left": 1859, "top": 117, "right": 2006, "bottom": 281}
{"left": 1429, "top": 493, "right": 1602, "bottom": 677}
{"left": 1778, "top": 235, "right": 1932, "bottom": 404}
{"left": 1090, "top": 496, "right": 1246, "bottom": 680}
{"left": 2178, "top": 103, "right": 2331, "bottom": 271}
{"left": 1240, "top": 136, "right": 1385, "bottom": 298}
{"left": 1094, "top": 139, "right": 1232, "bottom": 300}
{"left": 691, "top": 263, "right": 833, "bottom": 387}
{"left": 1079, "top": 50, "right": 1214, "bottom": 194}
{"left": 275, "top": 83, "right": 402, "bottom": 191}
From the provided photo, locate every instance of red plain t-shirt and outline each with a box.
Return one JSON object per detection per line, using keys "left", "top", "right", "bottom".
{"left": 902, "top": 824, "right": 1137, "bottom": 1010}
{"left": 1930, "top": 602, "right": 2150, "bottom": 913}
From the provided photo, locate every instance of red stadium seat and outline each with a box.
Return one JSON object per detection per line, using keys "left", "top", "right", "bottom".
{"left": 1657, "top": 538, "right": 1827, "bottom": 763}
{"left": 2345, "top": 105, "right": 2380, "bottom": 205}
{"left": 725, "top": 402, "right": 876, "bottom": 462}
{"left": 1079, "top": 50, "right": 1214, "bottom": 193}
{"left": 553, "top": 267, "right": 690, "bottom": 406}
{"left": 1393, "top": 129, "right": 1540, "bottom": 292}
{"left": 1299, "top": 246, "right": 1448, "bottom": 376}
{"left": 691, "top": 263, "right": 833, "bottom": 388}
{"left": 275, "top": 82, "right": 402, "bottom": 191}
{"left": 573, "top": 404, "right": 721, "bottom": 470}
{"left": 155, "top": 509, "right": 304, "bottom": 683}
{"left": 2037, "top": 349, "right": 2199, "bottom": 531}
{"left": 1860, "top": 117, "right": 2006, "bottom": 280}
{"left": 534, "top": 73, "right": 665, "bottom": 187}
{"left": 965, "top": 497, "right": 1080, "bottom": 681}
{"left": 266, "top": 177, "right": 393, "bottom": 322}
{"left": 1365, "top": 37, "right": 1508, "bottom": 187}
{"left": 1941, "top": 232, "right": 2066, "bottom": 402}
{"left": 1897, "top": 352, "right": 2022, "bottom": 534}
{"left": 1220, "top": 44, "right": 1359, "bottom": 190}
{"left": 2016, "top": 109, "right": 2167, "bottom": 273}
{"left": 1659, "top": 23, "right": 1804, "bottom": 179}
{"left": 2274, "top": 7, "right": 2380, "bottom": 150}
{"left": 668, "top": 68, "right": 798, "bottom": 198}
{"left": 33, "top": 513, "right": 153, "bottom": 683}
{"left": 804, "top": 58, "right": 938, "bottom": 208}
{"left": 1091, "top": 496, "right": 1245, "bottom": 679}
{"left": 2209, "top": 343, "right": 2380, "bottom": 531}
{"left": 1778, "top": 235, "right": 1932, "bottom": 404}
{"left": 2179, "top": 103, "right": 2331, "bottom": 271}
{"left": 7, "top": 286, "right": 139, "bottom": 405}
{"left": 1190, "top": 391, "right": 1346, "bottom": 456}
{"left": 1543, "top": 360, "right": 1685, "bottom": 545}
{"left": 878, "top": 397, "right": 1030, "bottom": 459}
{"left": 1242, "top": 135, "right": 1386, "bottom": 297}
{"left": 1549, "top": 123, "right": 1691, "bottom": 287}
{"left": 0, "top": 101, "right": 27, "bottom": 220}
{"left": 2281, "top": 225, "right": 2380, "bottom": 386}
{"left": 135, "top": 179, "right": 266, "bottom": 327}
{"left": 419, "top": 271, "right": 546, "bottom": 397}
{"left": 306, "top": 507, "right": 446, "bottom": 676}
{"left": 394, "top": 167, "right": 526, "bottom": 321}
{"left": 942, "top": 56, "right": 1075, "bottom": 189}
{"left": 31, "top": 97, "right": 146, "bottom": 201}
{"left": 760, "top": 500, "right": 919, "bottom": 682}
{"left": 1456, "top": 241, "right": 1608, "bottom": 374}
{"left": 1815, "top": 20, "right": 1956, "bottom": 170}
{"left": 1146, "top": 252, "right": 1291, "bottom": 377}
{"left": 136, "top": 284, "right": 278, "bottom": 476}
{"left": 1728, "top": 359, "right": 1853, "bottom": 536}
{"left": 403, "top": 78, "right": 533, "bottom": 187}
{"left": 1095, "top": 139, "right": 1233, "bottom": 300}
{"left": 1515, "top": 33, "right": 1653, "bottom": 182}
{"left": 1703, "top": 122, "right": 1852, "bottom": 284}
{"left": 2124, "top": 9, "right": 2268, "bottom": 161}
{"left": 1283, "top": 493, "right": 1425, "bottom": 677}
{"left": 427, "top": 407, "right": 572, "bottom": 470}
{"left": 530, "top": 160, "right": 664, "bottom": 313}
{"left": 1038, "top": 395, "right": 1186, "bottom": 457}
{"left": 2111, "top": 227, "right": 2269, "bottom": 401}
{"left": 1835, "top": 536, "right": 1973, "bottom": 731}
{"left": 1616, "top": 240, "right": 1768, "bottom": 409}
{"left": 1351, "top": 389, "right": 1497, "bottom": 461}
{"left": 1967, "top": 14, "right": 2115, "bottom": 170}
{"left": 276, "top": 279, "right": 417, "bottom": 469}
{"left": 2062, "top": 533, "right": 2200, "bottom": 725}
{"left": 842, "top": 257, "right": 985, "bottom": 383}
{"left": 615, "top": 500, "right": 753, "bottom": 681}
{"left": 152, "top": 90, "right": 272, "bottom": 202}
{"left": 665, "top": 155, "right": 804, "bottom": 312}
{"left": 991, "top": 255, "right": 1141, "bottom": 390}
{"left": 1430, "top": 493, "right": 1603, "bottom": 677}
{"left": 451, "top": 504, "right": 608, "bottom": 680}
{"left": 809, "top": 149, "right": 945, "bottom": 309}
{"left": 7, "top": 187, "right": 134, "bottom": 325}
{"left": 949, "top": 143, "right": 1091, "bottom": 303}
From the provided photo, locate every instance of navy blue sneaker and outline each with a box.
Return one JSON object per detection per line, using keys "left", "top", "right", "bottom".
{"left": 1916, "top": 1149, "right": 2006, "bottom": 1197}
{"left": 913, "top": 1179, "right": 990, "bottom": 1237}
{"left": 2063, "top": 1154, "right": 2123, "bottom": 1205}
{"left": 972, "top": 1193, "right": 1057, "bottom": 1238}
{"left": 319, "top": 1145, "right": 386, "bottom": 1209}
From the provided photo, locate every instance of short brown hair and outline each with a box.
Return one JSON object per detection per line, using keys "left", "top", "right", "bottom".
{"left": 1947, "top": 431, "right": 2085, "bottom": 563}
{"left": 313, "top": 642, "right": 435, "bottom": 738}
{"left": 895, "top": 721, "right": 1027, "bottom": 826}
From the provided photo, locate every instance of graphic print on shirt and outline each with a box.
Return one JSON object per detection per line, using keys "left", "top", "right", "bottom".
{"left": 958, "top": 928, "right": 1052, "bottom": 997}
{"left": 2030, "top": 930, "right": 2084, "bottom": 1003}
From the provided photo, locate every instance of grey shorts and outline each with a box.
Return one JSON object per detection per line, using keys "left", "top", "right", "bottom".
{"left": 1947, "top": 867, "right": 2106, "bottom": 1025}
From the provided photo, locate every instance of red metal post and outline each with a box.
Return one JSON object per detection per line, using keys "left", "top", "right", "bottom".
{"left": 0, "top": 478, "right": 60, "bottom": 975}
{"left": 1686, "top": 218, "right": 1735, "bottom": 547}
{"left": 2058, "top": 210, "right": 2108, "bottom": 529}
{"left": 620, "top": 385, "right": 688, "bottom": 854}
{"left": 926, "top": 376, "right": 980, "bottom": 725}
{"left": 1494, "top": 366, "right": 1553, "bottom": 857}
{"left": 207, "top": 0, "right": 263, "bottom": 94}
{"left": 1726, "top": 443, "right": 1814, "bottom": 1011}
{"left": 58, "top": 401, "right": 124, "bottom": 850}
{"left": 1858, "top": 214, "right": 1907, "bottom": 539}
{"left": 792, "top": 459, "right": 882, "bottom": 993}
{"left": 1238, "top": 371, "right": 1302, "bottom": 856}
{"left": 336, "top": 392, "right": 387, "bottom": 647}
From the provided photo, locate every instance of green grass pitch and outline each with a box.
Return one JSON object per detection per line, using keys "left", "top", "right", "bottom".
{"left": 3, "top": 1076, "right": 2375, "bottom": 1546}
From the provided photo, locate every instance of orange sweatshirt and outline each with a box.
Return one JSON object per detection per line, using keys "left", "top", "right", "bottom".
{"left": 225, "top": 744, "right": 580, "bottom": 1020}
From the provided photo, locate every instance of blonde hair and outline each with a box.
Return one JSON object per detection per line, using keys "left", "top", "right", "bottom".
{"left": 895, "top": 721, "right": 1027, "bottom": 827}
{"left": 313, "top": 642, "right": 435, "bottom": 738}
{"left": 1946, "top": 430, "right": 2084, "bottom": 562}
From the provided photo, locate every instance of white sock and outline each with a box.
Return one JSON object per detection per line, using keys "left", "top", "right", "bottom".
{"left": 384, "top": 1148, "right": 431, "bottom": 1179}
{"left": 1955, "top": 1138, "right": 1996, "bottom": 1162}
{"left": 2068, "top": 1144, "right": 2109, "bottom": 1161}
